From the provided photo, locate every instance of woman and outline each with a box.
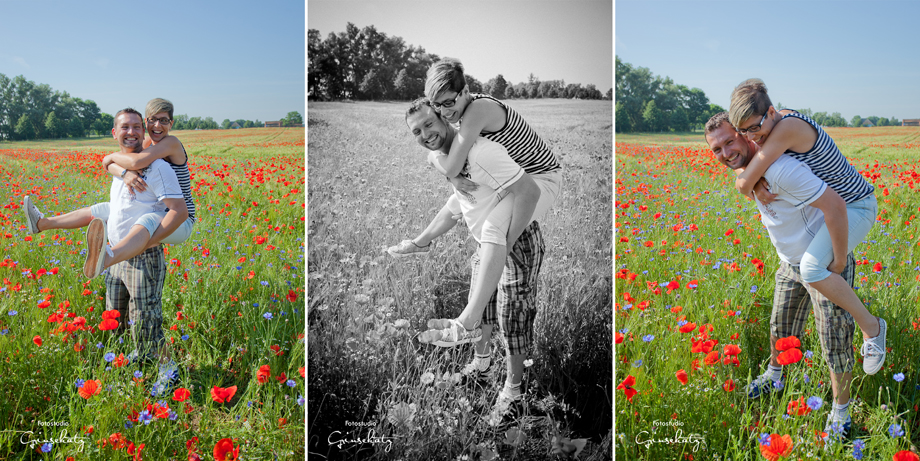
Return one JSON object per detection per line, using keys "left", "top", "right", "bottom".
{"left": 23, "top": 98, "right": 196, "bottom": 279}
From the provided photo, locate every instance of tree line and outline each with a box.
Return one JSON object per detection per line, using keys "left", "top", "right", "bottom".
{"left": 309, "top": 23, "right": 610, "bottom": 102}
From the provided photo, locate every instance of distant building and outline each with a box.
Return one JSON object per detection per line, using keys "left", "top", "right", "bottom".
{"left": 264, "top": 121, "right": 282, "bottom": 128}
{"left": 230, "top": 122, "right": 241, "bottom": 129}
{"left": 861, "top": 120, "right": 875, "bottom": 128}
{"left": 903, "top": 119, "right": 920, "bottom": 127}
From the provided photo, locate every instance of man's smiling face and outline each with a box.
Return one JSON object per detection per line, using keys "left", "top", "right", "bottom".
{"left": 406, "top": 104, "right": 449, "bottom": 152}
{"left": 706, "top": 121, "right": 754, "bottom": 170}
{"left": 112, "top": 113, "right": 145, "bottom": 153}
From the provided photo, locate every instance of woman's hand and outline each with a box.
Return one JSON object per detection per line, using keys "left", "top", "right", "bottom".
{"left": 753, "top": 177, "right": 777, "bottom": 204}
{"left": 448, "top": 175, "right": 478, "bottom": 201}
{"left": 827, "top": 257, "right": 846, "bottom": 274}
{"left": 123, "top": 170, "right": 147, "bottom": 194}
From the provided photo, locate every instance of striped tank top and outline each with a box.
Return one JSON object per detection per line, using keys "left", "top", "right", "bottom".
{"left": 780, "top": 111, "right": 874, "bottom": 204}
{"left": 468, "top": 94, "right": 561, "bottom": 175}
{"left": 166, "top": 144, "right": 196, "bottom": 221}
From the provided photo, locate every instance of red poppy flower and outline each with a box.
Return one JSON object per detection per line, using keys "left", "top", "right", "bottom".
{"left": 213, "top": 438, "right": 239, "bottom": 461}
{"left": 615, "top": 332, "right": 624, "bottom": 344}
{"left": 894, "top": 451, "right": 920, "bottom": 461}
{"left": 775, "top": 336, "right": 801, "bottom": 351}
{"left": 759, "top": 434, "right": 793, "bottom": 461}
{"left": 723, "top": 379, "right": 735, "bottom": 392}
{"left": 286, "top": 290, "right": 297, "bottom": 302}
{"left": 704, "top": 351, "right": 720, "bottom": 366}
{"left": 299, "top": 366, "right": 305, "bottom": 378}
{"left": 257, "top": 365, "right": 271, "bottom": 384}
{"left": 102, "top": 310, "right": 120, "bottom": 320}
{"left": 37, "top": 300, "right": 51, "bottom": 309}
{"left": 112, "top": 353, "right": 127, "bottom": 368}
{"left": 79, "top": 380, "right": 101, "bottom": 399}
{"left": 675, "top": 369, "right": 688, "bottom": 385}
{"left": 270, "top": 345, "right": 283, "bottom": 356}
{"left": 723, "top": 344, "right": 742, "bottom": 356}
{"left": 99, "top": 319, "right": 119, "bottom": 331}
{"left": 725, "top": 229, "right": 734, "bottom": 236}
{"left": 679, "top": 322, "right": 697, "bottom": 333}
{"left": 617, "top": 375, "right": 638, "bottom": 403}
{"left": 873, "top": 262, "right": 883, "bottom": 272}
{"left": 777, "top": 348, "right": 803, "bottom": 365}
{"left": 173, "top": 388, "right": 191, "bottom": 402}
{"left": 275, "top": 372, "right": 287, "bottom": 383}
{"left": 33, "top": 335, "right": 42, "bottom": 347}
{"left": 210, "top": 386, "right": 237, "bottom": 403}
{"left": 787, "top": 396, "right": 812, "bottom": 416}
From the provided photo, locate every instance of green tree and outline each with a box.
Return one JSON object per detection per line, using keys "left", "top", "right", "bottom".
{"left": 867, "top": 116, "right": 879, "bottom": 126}
{"left": 669, "top": 107, "right": 690, "bottom": 132}
{"left": 615, "top": 102, "right": 631, "bottom": 133}
{"left": 465, "top": 74, "right": 483, "bottom": 94}
{"left": 878, "top": 118, "right": 890, "bottom": 127}
{"left": 487, "top": 74, "right": 508, "bottom": 99}
{"left": 282, "top": 111, "right": 303, "bottom": 126}
{"left": 68, "top": 116, "right": 84, "bottom": 137}
{"left": 15, "top": 114, "right": 34, "bottom": 140}
{"left": 643, "top": 100, "right": 665, "bottom": 132}
{"left": 504, "top": 85, "right": 515, "bottom": 99}
{"left": 222, "top": 119, "right": 231, "bottom": 130}
{"left": 850, "top": 115, "right": 862, "bottom": 128}
{"left": 891, "top": 116, "right": 900, "bottom": 126}
{"left": 45, "top": 112, "right": 65, "bottom": 138}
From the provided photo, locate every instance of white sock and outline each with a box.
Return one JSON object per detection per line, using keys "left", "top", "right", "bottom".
{"left": 767, "top": 364, "right": 783, "bottom": 382}
{"left": 832, "top": 401, "right": 849, "bottom": 421}
{"left": 471, "top": 353, "right": 491, "bottom": 371}
{"left": 503, "top": 381, "right": 522, "bottom": 398}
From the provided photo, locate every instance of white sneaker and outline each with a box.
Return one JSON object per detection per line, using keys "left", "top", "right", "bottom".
{"left": 861, "top": 317, "right": 887, "bottom": 375}
{"left": 387, "top": 239, "right": 430, "bottom": 258}
{"left": 487, "top": 387, "right": 523, "bottom": 427}
{"left": 23, "top": 195, "right": 44, "bottom": 234}
{"left": 461, "top": 354, "right": 491, "bottom": 378}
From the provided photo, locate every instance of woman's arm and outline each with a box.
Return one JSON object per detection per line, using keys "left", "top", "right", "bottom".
{"left": 735, "top": 119, "right": 814, "bottom": 196}
{"left": 102, "top": 136, "right": 184, "bottom": 171}
{"left": 430, "top": 101, "right": 504, "bottom": 177}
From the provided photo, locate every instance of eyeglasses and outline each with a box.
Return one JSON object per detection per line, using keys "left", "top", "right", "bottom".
{"left": 431, "top": 89, "right": 463, "bottom": 110}
{"left": 737, "top": 111, "right": 769, "bottom": 135}
{"left": 147, "top": 117, "right": 172, "bottom": 126}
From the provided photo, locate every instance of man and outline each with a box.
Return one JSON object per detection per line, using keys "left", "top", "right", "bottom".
{"left": 406, "top": 98, "right": 542, "bottom": 426}
{"left": 92, "top": 108, "right": 187, "bottom": 395}
{"left": 705, "top": 112, "right": 855, "bottom": 437}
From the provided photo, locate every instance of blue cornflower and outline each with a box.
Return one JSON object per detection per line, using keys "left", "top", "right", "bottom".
{"left": 133, "top": 371, "right": 143, "bottom": 379}
{"left": 0, "top": 329, "right": 8, "bottom": 335}
{"left": 642, "top": 334, "right": 654, "bottom": 342}
{"left": 263, "top": 312, "right": 273, "bottom": 320}
{"left": 96, "top": 342, "right": 104, "bottom": 349}
{"left": 803, "top": 373, "right": 810, "bottom": 383}
{"left": 619, "top": 328, "right": 629, "bottom": 334}
{"left": 260, "top": 281, "right": 269, "bottom": 286}
{"left": 297, "top": 395, "right": 305, "bottom": 406}
{"left": 286, "top": 379, "right": 296, "bottom": 388}
{"left": 168, "top": 410, "right": 178, "bottom": 421}
{"left": 853, "top": 440, "right": 865, "bottom": 450}
{"left": 888, "top": 423, "right": 904, "bottom": 437}
{"left": 253, "top": 302, "right": 260, "bottom": 308}
{"left": 830, "top": 422, "right": 844, "bottom": 434}
{"left": 75, "top": 379, "right": 85, "bottom": 388}
{"left": 677, "top": 320, "right": 688, "bottom": 327}
{"left": 750, "top": 285, "right": 758, "bottom": 293}
{"left": 138, "top": 410, "right": 153, "bottom": 425}
{"left": 41, "top": 443, "right": 51, "bottom": 453}
{"left": 804, "top": 350, "right": 814, "bottom": 359}
{"left": 8, "top": 310, "right": 17, "bottom": 316}
{"left": 181, "top": 335, "right": 189, "bottom": 341}
{"left": 773, "top": 381, "right": 784, "bottom": 390}
{"left": 758, "top": 433, "right": 770, "bottom": 446}
{"left": 623, "top": 304, "right": 632, "bottom": 311}
{"left": 713, "top": 262, "right": 721, "bottom": 270}
{"left": 894, "top": 373, "right": 905, "bottom": 382}
{"left": 125, "top": 421, "right": 134, "bottom": 429}
{"left": 806, "top": 396, "right": 823, "bottom": 411}
{"left": 104, "top": 352, "right": 116, "bottom": 362}
{"left": 247, "top": 401, "right": 253, "bottom": 408}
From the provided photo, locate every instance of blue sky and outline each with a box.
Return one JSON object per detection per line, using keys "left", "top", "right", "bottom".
{"left": 308, "top": 0, "right": 613, "bottom": 94}
{"left": 616, "top": 0, "right": 920, "bottom": 121}
{"left": 0, "top": 0, "right": 305, "bottom": 123}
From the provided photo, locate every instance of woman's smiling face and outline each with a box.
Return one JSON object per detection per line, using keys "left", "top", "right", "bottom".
{"left": 146, "top": 111, "right": 172, "bottom": 143}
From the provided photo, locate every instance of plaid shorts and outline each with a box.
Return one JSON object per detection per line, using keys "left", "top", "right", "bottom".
{"left": 475, "top": 220, "right": 545, "bottom": 356}
{"left": 104, "top": 245, "right": 166, "bottom": 361}
{"left": 771, "top": 253, "right": 856, "bottom": 374}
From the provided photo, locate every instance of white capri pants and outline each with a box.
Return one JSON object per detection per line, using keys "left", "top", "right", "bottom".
{"left": 90, "top": 202, "right": 194, "bottom": 245}
{"left": 480, "top": 169, "right": 563, "bottom": 246}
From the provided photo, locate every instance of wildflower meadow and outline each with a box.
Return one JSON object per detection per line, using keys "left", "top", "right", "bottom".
{"left": 615, "top": 127, "right": 920, "bottom": 460}
{"left": 308, "top": 100, "right": 612, "bottom": 460}
{"left": 0, "top": 127, "right": 305, "bottom": 459}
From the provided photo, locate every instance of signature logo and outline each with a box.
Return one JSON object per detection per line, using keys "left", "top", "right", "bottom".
{"left": 328, "top": 430, "right": 395, "bottom": 452}
{"left": 634, "top": 420, "right": 706, "bottom": 452}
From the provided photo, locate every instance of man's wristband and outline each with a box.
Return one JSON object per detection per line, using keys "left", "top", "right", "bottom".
{"left": 120, "top": 168, "right": 128, "bottom": 178}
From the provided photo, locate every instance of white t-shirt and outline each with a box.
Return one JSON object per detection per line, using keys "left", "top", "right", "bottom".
{"left": 755, "top": 155, "right": 828, "bottom": 265}
{"left": 107, "top": 159, "right": 184, "bottom": 245}
{"left": 444, "top": 137, "right": 524, "bottom": 244}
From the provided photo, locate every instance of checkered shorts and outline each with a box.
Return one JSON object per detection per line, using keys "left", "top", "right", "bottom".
{"left": 771, "top": 253, "right": 856, "bottom": 374}
{"left": 104, "top": 245, "right": 166, "bottom": 361}
{"left": 475, "top": 220, "right": 545, "bottom": 356}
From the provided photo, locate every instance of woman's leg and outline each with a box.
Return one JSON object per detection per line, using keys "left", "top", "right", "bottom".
{"left": 104, "top": 213, "right": 191, "bottom": 268}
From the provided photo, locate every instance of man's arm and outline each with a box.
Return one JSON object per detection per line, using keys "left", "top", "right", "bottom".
{"left": 103, "top": 136, "right": 184, "bottom": 171}
{"left": 430, "top": 101, "right": 504, "bottom": 177}
{"left": 152, "top": 198, "right": 188, "bottom": 246}
{"left": 736, "top": 118, "right": 814, "bottom": 196}
{"left": 806, "top": 188, "right": 849, "bottom": 274}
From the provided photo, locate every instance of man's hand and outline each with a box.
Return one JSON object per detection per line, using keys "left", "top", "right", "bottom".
{"left": 753, "top": 177, "right": 777, "bottom": 204}
{"left": 827, "top": 257, "right": 845, "bottom": 274}
{"left": 448, "top": 175, "right": 478, "bottom": 198}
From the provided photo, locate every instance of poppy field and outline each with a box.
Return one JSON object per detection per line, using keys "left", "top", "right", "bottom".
{"left": 615, "top": 127, "right": 920, "bottom": 460}
{"left": 0, "top": 127, "right": 305, "bottom": 460}
{"left": 307, "top": 100, "right": 612, "bottom": 460}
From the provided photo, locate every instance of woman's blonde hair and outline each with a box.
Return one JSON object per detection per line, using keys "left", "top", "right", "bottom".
{"left": 425, "top": 58, "right": 466, "bottom": 101}
{"left": 145, "top": 98, "right": 174, "bottom": 121}
{"left": 729, "top": 78, "right": 772, "bottom": 128}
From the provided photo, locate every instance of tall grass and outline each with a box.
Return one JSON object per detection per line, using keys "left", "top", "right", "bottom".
{"left": 0, "top": 128, "right": 305, "bottom": 460}
{"left": 615, "top": 127, "right": 920, "bottom": 460}
{"left": 308, "top": 101, "right": 612, "bottom": 460}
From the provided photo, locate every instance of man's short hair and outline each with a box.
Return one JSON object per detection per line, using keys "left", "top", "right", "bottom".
{"left": 114, "top": 108, "right": 144, "bottom": 128}
{"left": 425, "top": 57, "right": 466, "bottom": 102}
{"left": 705, "top": 111, "right": 732, "bottom": 137}
{"left": 405, "top": 97, "right": 434, "bottom": 124}
{"left": 729, "top": 78, "right": 772, "bottom": 128}
{"left": 145, "top": 98, "right": 174, "bottom": 121}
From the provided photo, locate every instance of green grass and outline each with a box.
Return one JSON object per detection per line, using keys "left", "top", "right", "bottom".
{"left": 615, "top": 126, "right": 920, "bottom": 460}
{"left": 308, "top": 100, "right": 612, "bottom": 460}
{"left": 0, "top": 128, "right": 305, "bottom": 460}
